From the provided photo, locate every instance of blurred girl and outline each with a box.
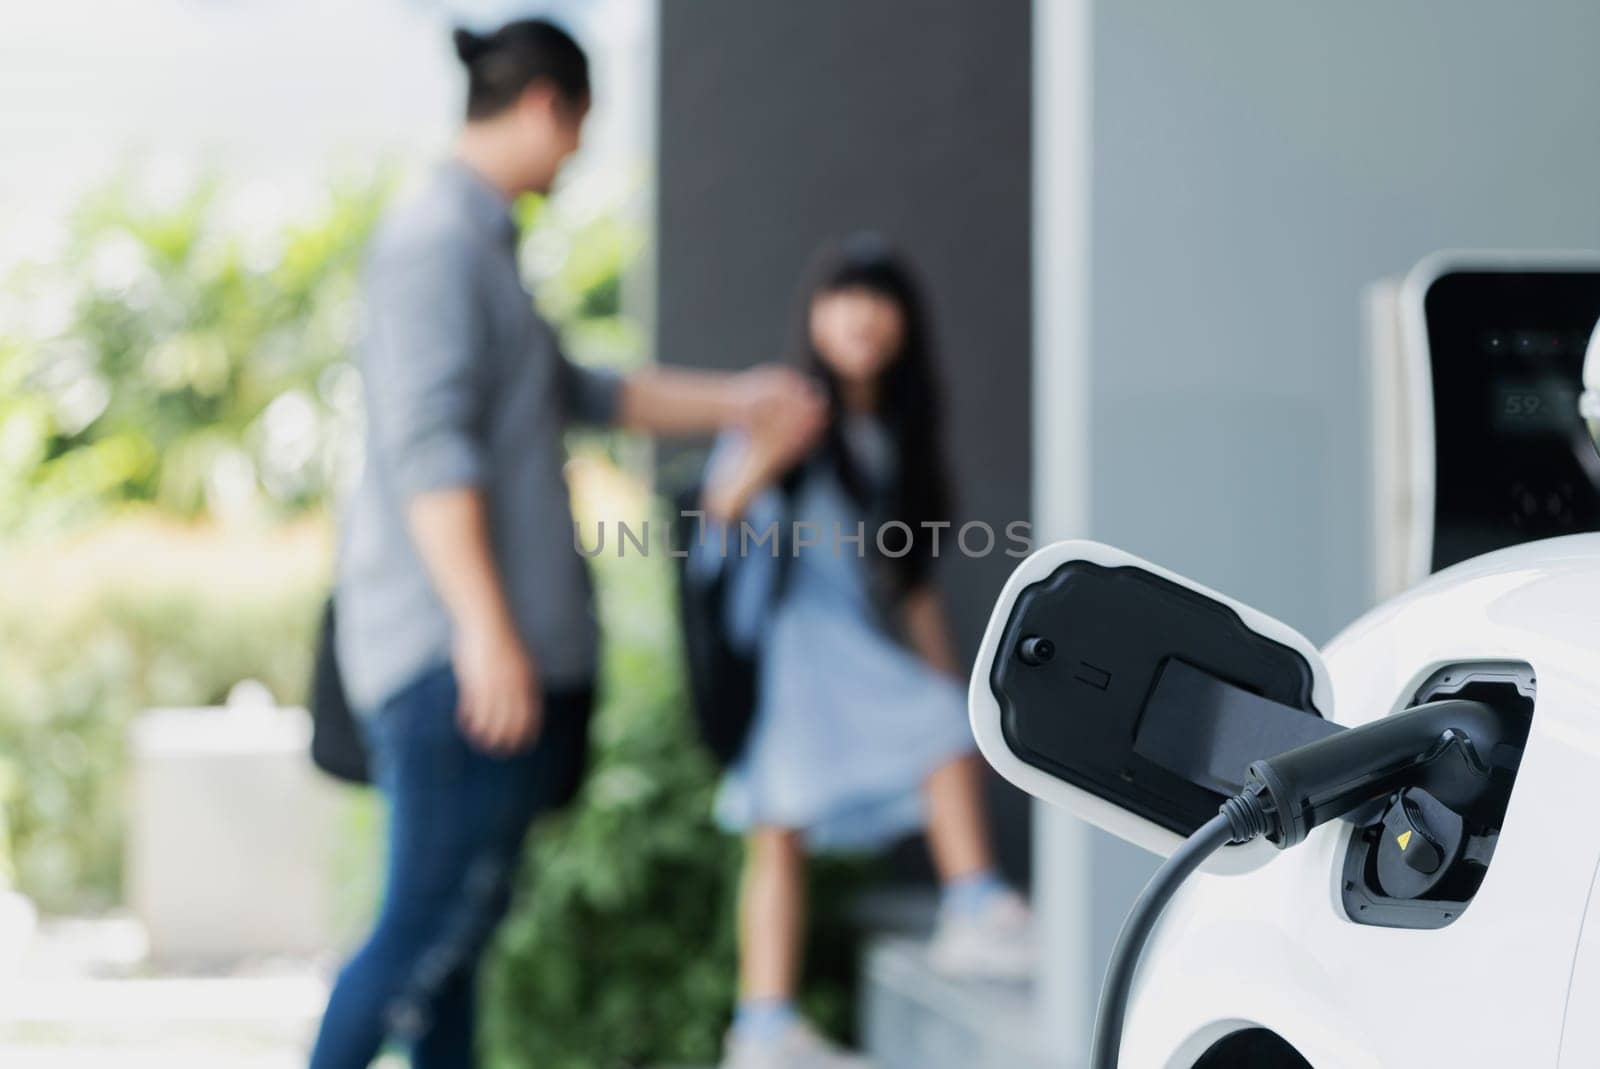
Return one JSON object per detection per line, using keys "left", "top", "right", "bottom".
{"left": 703, "top": 235, "right": 1032, "bottom": 1069}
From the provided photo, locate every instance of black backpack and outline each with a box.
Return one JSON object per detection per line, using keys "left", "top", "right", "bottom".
{"left": 308, "top": 598, "right": 372, "bottom": 785}
{"left": 672, "top": 486, "right": 790, "bottom": 766}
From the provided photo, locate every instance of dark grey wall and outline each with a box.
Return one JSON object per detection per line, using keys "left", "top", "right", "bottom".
{"left": 656, "top": 0, "right": 1031, "bottom": 658}
{"left": 655, "top": 0, "right": 1033, "bottom": 877}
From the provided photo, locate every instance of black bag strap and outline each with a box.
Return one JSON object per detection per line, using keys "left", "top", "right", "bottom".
{"left": 309, "top": 597, "right": 372, "bottom": 785}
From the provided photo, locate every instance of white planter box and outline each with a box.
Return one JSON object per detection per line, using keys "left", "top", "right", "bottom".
{"left": 0, "top": 889, "right": 37, "bottom": 985}
{"left": 127, "top": 703, "right": 342, "bottom": 963}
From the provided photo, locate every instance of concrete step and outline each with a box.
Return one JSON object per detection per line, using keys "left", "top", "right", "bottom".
{"left": 860, "top": 936, "right": 1051, "bottom": 1069}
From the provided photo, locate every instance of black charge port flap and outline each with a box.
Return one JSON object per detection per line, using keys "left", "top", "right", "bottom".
{"left": 990, "top": 560, "right": 1326, "bottom": 837}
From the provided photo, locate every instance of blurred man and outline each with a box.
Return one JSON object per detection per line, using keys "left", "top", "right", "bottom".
{"left": 310, "top": 18, "right": 823, "bottom": 1068}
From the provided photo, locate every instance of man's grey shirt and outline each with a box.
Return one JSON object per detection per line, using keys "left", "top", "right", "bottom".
{"left": 336, "top": 162, "right": 621, "bottom": 712}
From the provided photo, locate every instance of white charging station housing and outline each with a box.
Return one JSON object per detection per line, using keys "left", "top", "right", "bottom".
{"left": 1369, "top": 251, "right": 1600, "bottom": 600}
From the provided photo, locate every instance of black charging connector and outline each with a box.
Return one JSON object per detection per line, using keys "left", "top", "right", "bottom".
{"left": 1090, "top": 698, "right": 1505, "bottom": 1069}
{"left": 1243, "top": 698, "right": 1503, "bottom": 849}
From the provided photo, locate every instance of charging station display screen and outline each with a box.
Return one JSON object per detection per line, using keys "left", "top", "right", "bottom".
{"left": 1425, "top": 270, "right": 1600, "bottom": 572}
{"left": 1491, "top": 379, "right": 1581, "bottom": 435}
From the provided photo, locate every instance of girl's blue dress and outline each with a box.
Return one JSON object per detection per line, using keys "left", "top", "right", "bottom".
{"left": 701, "top": 421, "right": 976, "bottom": 850}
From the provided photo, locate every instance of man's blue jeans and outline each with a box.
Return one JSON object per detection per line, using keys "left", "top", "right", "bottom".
{"left": 309, "top": 663, "right": 592, "bottom": 1069}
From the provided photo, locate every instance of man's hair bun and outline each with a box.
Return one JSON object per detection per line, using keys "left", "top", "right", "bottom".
{"left": 454, "top": 18, "right": 588, "bottom": 120}
{"left": 453, "top": 27, "right": 488, "bottom": 65}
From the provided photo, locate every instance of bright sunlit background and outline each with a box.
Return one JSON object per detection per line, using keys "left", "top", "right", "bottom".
{"left": 0, "top": 3, "right": 767, "bottom": 1067}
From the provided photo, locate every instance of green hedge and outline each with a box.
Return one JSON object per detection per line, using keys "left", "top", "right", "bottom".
{"left": 484, "top": 545, "right": 741, "bottom": 1066}
{"left": 483, "top": 545, "right": 874, "bottom": 1069}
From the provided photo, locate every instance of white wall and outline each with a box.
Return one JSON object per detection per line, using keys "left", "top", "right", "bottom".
{"left": 1035, "top": 0, "right": 1600, "bottom": 1052}
{"left": 1031, "top": 0, "right": 1101, "bottom": 1049}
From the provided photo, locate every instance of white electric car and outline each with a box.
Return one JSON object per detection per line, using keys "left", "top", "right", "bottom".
{"left": 973, "top": 534, "right": 1599, "bottom": 1068}
{"left": 966, "top": 260, "right": 1600, "bottom": 1068}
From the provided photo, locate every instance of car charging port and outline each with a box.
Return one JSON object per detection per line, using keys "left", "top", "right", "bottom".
{"left": 1341, "top": 661, "right": 1534, "bottom": 929}
{"left": 1094, "top": 682, "right": 1520, "bottom": 1069}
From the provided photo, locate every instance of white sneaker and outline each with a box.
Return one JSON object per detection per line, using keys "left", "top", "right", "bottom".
{"left": 927, "top": 889, "right": 1035, "bottom": 981}
{"left": 719, "top": 1019, "right": 874, "bottom": 1069}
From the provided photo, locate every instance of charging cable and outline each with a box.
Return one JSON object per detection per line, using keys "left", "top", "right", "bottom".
{"left": 1090, "top": 698, "right": 1503, "bottom": 1069}
{"left": 1090, "top": 788, "right": 1272, "bottom": 1069}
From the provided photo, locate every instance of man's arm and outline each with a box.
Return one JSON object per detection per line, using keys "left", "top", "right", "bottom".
{"left": 407, "top": 489, "right": 539, "bottom": 753}
{"left": 616, "top": 364, "right": 822, "bottom": 436}
{"left": 700, "top": 403, "right": 823, "bottom": 523}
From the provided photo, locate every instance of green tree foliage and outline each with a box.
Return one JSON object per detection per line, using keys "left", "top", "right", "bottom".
{"left": 0, "top": 174, "right": 389, "bottom": 532}
{"left": 0, "top": 169, "right": 645, "bottom": 533}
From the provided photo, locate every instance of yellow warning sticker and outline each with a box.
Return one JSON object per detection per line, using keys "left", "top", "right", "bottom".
{"left": 1397, "top": 830, "right": 1413, "bottom": 851}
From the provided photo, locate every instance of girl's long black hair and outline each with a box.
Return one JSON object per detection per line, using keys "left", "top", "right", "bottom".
{"left": 789, "top": 233, "right": 953, "bottom": 594}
